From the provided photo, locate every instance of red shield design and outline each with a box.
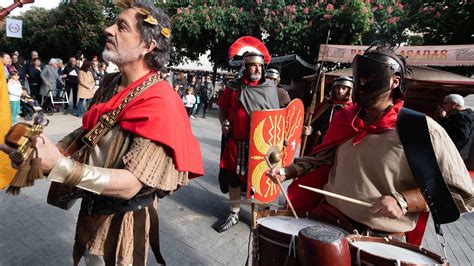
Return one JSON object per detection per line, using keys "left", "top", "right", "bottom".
{"left": 247, "top": 99, "right": 304, "bottom": 202}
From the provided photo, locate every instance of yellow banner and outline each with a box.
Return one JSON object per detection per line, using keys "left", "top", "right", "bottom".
{"left": 0, "top": 62, "right": 15, "bottom": 189}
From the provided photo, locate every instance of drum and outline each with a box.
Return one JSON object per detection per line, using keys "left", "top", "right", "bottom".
{"left": 346, "top": 235, "right": 448, "bottom": 265}
{"left": 255, "top": 210, "right": 348, "bottom": 266}
{"left": 298, "top": 225, "right": 351, "bottom": 266}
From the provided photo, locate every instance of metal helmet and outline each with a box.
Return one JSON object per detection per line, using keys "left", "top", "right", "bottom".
{"left": 330, "top": 76, "right": 353, "bottom": 101}
{"left": 243, "top": 51, "right": 265, "bottom": 65}
{"left": 265, "top": 68, "right": 280, "bottom": 80}
{"left": 332, "top": 76, "right": 353, "bottom": 90}
{"left": 352, "top": 44, "right": 409, "bottom": 106}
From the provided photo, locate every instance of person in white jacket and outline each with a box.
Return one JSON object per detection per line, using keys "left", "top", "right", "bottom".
{"left": 182, "top": 87, "right": 196, "bottom": 118}
{"left": 8, "top": 71, "right": 25, "bottom": 123}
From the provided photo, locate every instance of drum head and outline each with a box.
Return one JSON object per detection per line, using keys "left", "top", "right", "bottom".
{"left": 350, "top": 240, "right": 442, "bottom": 265}
{"left": 257, "top": 216, "right": 321, "bottom": 236}
{"left": 299, "top": 224, "right": 348, "bottom": 243}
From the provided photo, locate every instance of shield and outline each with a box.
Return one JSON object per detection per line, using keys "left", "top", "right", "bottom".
{"left": 247, "top": 99, "right": 304, "bottom": 202}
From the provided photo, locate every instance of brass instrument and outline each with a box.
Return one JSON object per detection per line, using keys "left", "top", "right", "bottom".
{"left": 4, "top": 116, "right": 49, "bottom": 195}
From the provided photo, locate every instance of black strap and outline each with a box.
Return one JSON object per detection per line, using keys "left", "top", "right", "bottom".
{"left": 397, "top": 108, "right": 460, "bottom": 226}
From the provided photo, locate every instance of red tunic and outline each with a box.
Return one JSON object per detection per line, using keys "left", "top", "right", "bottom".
{"left": 217, "top": 77, "right": 259, "bottom": 176}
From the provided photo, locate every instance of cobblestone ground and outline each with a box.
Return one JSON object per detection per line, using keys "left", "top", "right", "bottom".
{"left": 0, "top": 108, "right": 472, "bottom": 265}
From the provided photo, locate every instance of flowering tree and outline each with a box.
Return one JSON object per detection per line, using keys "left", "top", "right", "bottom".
{"left": 404, "top": 1, "right": 474, "bottom": 45}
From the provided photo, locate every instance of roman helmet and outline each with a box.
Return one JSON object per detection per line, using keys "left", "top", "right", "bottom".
{"left": 330, "top": 76, "right": 353, "bottom": 101}
{"left": 265, "top": 68, "right": 280, "bottom": 85}
{"left": 352, "top": 43, "right": 409, "bottom": 106}
{"left": 228, "top": 36, "right": 271, "bottom": 79}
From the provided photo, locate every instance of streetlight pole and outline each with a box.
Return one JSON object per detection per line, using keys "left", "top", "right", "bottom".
{"left": 0, "top": 0, "right": 35, "bottom": 21}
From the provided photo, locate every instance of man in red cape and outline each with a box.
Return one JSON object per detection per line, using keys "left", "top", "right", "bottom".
{"left": 302, "top": 76, "right": 353, "bottom": 155}
{"left": 216, "top": 37, "right": 280, "bottom": 233}
{"left": 268, "top": 44, "right": 472, "bottom": 245}
{"left": 2, "top": 1, "right": 203, "bottom": 264}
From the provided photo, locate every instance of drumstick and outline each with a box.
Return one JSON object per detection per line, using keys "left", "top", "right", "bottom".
{"left": 264, "top": 156, "right": 299, "bottom": 220}
{"left": 298, "top": 184, "right": 373, "bottom": 208}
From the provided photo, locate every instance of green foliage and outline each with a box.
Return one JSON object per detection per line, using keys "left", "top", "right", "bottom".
{"left": 1, "top": 2, "right": 107, "bottom": 60}
{"left": 404, "top": 0, "right": 474, "bottom": 45}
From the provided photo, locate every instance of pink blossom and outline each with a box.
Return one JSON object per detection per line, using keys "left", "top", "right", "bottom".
{"left": 279, "top": 22, "right": 284, "bottom": 28}
{"left": 275, "top": 28, "right": 280, "bottom": 33}
{"left": 283, "top": 10, "right": 287, "bottom": 17}
{"left": 378, "top": 4, "right": 383, "bottom": 9}
{"left": 239, "top": 7, "right": 243, "bottom": 12}
{"left": 271, "top": 10, "right": 277, "bottom": 16}
{"left": 314, "top": 2, "right": 319, "bottom": 8}
{"left": 256, "top": 0, "right": 262, "bottom": 4}
{"left": 387, "top": 6, "right": 393, "bottom": 14}
{"left": 326, "top": 3, "right": 334, "bottom": 12}
{"left": 300, "top": 0, "right": 306, "bottom": 3}
{"left": 177, "top": 8, "right": 182, "bottom": 14}
{"left": 303, "top": 7, "right": 309, "bottom": 14}
{"left": 435, "top": 11, "right": 441, "bottom": 17}
{"left": 185, "top": 7, "right": 190, "bottom": 15}
{"left": 362, "top": 6, "right": 368, "bottom": 14}
{"left": 369, "top": 18, "right": 374, "bottom": 24}
{"left": 340, "top": 4, "right": 347, "bottom": 10}
{"left": 396, "top": 2, "right": 404, "bottom": 9}
{"left": 323, "top": 14, "right": 332, "bottom": 20}
{"left": 372, "top": 6, "right": 378, "bottom": 12}
{"left": 386, "top": 16, "right": 400, "bottom": 24}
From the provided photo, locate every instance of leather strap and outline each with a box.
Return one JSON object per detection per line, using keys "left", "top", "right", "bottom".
{"left": 82, "top": 73, "right": 160, "bottom": 148}
{"left": 397, "top": 108, "right": 460, "bottom": 226}
{"left": 133, "top": 209, "right": 147, "bottom": 266}
{"left": 401, "top": 189, "right": 429, "bottom": 213}
{"left": 149, "top": 202, "right": 166, "bottom": 265}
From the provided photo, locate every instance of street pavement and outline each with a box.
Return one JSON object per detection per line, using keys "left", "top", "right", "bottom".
{"left": 0, "top": 108, "right": 473, "bottom": 265}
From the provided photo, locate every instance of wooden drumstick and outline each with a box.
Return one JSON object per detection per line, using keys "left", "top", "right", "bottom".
{"left": 264, "top": 156, "right": 299, "bottom": 220}
{"left": 298, "top": 184, "right": 373, "bottom": 208}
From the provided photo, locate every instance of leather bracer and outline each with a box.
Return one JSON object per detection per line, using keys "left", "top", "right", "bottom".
{"left": 401, "top": 188, "right": 429, "bottom": 213}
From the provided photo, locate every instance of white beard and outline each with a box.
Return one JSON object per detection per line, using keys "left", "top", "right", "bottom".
{"left": 102, "top": 46, "right": 142, "bottom": 66}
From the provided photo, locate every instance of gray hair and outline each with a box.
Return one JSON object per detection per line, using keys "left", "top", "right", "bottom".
{"left": 130, "top": 0, "right": 171, "bottom": 70}
{"left": 445, "top": 94, "right": 465, "bottom": 107}
{"left": 49, "top": 58, "right": 58, "bottom": 65}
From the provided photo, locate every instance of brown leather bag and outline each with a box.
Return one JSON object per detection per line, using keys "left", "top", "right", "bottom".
{"left": 47, "top": 130, "right": 87, "bottom": 210}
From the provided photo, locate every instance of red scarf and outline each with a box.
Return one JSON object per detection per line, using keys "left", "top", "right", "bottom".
{"left": 83, "top": 71, "right": 204, "bottom": 178}
{"left": 289, "top": 100, "right": 428, "bottom": 245}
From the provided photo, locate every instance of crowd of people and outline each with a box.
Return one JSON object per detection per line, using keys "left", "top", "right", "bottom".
{"left": 0, "top": 0, "right": 472, "bottom": 265}
{"left": 2, "top": 50, "right": 110, "bottom": 120}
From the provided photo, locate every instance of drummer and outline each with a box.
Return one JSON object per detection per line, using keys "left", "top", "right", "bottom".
{"left": 268, "top": 44, "right": 473, "bottom": 243}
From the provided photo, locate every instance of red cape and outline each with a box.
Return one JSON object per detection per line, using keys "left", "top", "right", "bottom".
{"left": 83, "top": 71, "right": 204, "bottom": 178}
{"left": 288, "top": 101, "right": 428, "bottom": 245}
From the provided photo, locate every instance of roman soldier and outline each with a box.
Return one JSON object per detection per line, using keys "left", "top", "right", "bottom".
{"left": 216, "top": 36, "right": 279, "bottom": 232}
{"left": 302, "top": 76, "right": 353, "bottom": 155}
{"left": 265, "top": 68, "right": 291, "bottom": 108}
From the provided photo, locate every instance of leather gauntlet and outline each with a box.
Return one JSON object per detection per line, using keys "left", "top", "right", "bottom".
{"left": 47, "top": 155, "right": 110, "bottom": 194}
{"left": 400, "top": 189, "right": 429, "bottom": 213}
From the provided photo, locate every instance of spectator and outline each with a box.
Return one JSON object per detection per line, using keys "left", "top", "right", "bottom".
{"left": 76, "top": 60, "right": 95, "bottom": 117}
{"left": 99, "top": 62, "right": 107, "bottom": 78}
{"left": 40, "top": 58, "right": 61, "bottom": 106}
{"left": 199, "top": 75, "right": 214, "bottom": 118}
{"left": 182, "top": 87, "right": 196, "bottom": 118}
{"left": 55, "top": 58, "right": 65, "bottom": 91}
{"left": 1, "top": 52, "right": 13, "bottom": 80}
{"left": 7, "top": 71, "right": 24, "bottom": 123}
{"left": 11, "top": 53, "right": 26, "bottom": 86}
{"left": 91, "top": 57, "right": 103, "bottom": 90}
{"left": 438, "top": 94, "right": 474, "bottom": 161}
{"left": 27, "top": 58, "right": 42, "bottom": 101}
{"left": 63, "top": 57, "right": 80, "bottom": 111}
{"left": 174, "top": 83, "right": 182, "bottom": 98}
{"left": 25, "top": 50, "right": 39, "bottom": 68}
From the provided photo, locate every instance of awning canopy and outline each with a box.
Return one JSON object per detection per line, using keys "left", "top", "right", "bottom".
{"left": 304, "top": 66, "right": 474, "bottom": 115}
